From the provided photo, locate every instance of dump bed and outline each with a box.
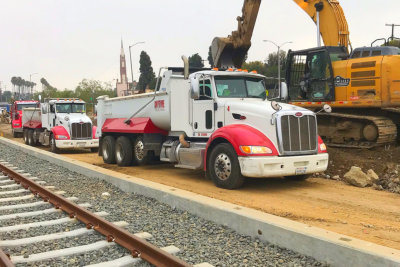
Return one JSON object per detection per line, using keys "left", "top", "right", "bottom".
{"left": 22, "top": 107, "right": 42, "bottom": 128}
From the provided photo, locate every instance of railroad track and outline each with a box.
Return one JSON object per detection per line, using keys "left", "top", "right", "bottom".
{"left": 0, "top": 161, "right": 210, "bottom": 267}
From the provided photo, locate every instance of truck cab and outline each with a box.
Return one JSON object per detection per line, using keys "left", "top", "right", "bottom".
{"left": 11, "top": 100, "right": 39, "bottom": 137}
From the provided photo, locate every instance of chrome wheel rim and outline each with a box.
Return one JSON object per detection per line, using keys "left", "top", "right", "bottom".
{"left": 214, "top": 153, "right": 231, "bottom": 181}
{"left": 135, "top": 140, "right": 145, "bottom": 161}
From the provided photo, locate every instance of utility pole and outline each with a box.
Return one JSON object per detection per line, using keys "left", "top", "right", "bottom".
{"left": 385, "top": 23, "right": 400, "bottom": 42}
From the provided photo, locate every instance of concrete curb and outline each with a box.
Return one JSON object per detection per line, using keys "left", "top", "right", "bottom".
{"left": 1, "top": 136, "right": 399, "bottom": 267}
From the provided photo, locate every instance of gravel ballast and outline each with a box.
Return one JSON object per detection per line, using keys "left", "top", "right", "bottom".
{"left": 0, "top": 143, "right": 328, "bottom": 266}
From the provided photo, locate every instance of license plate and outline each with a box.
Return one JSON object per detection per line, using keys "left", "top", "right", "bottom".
{"left": 295, "top": 167, "right": 307, "bottom": 175}
{"left": 77, "top": 142, "right": 86, "bottom": 147}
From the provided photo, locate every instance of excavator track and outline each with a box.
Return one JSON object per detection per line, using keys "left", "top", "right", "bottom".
{"left": 317, "top": 112, "right": 397, "bottom": 149}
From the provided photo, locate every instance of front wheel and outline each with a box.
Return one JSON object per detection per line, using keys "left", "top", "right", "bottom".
{"left": 49, "top": 135, "right": 59, "bottom": 153}
{"left": 12, "top": 128, "right": 19, "bottom": 138}
{"left": 208, "top": 143, "right": 245, "bottom": 189}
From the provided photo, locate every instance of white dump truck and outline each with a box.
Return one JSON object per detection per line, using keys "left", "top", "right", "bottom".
{"left": 96, "top": 57, "right": 329, "bottom": 189}
{"left": 22, "top": 98, "right": 99, "bottom": 153}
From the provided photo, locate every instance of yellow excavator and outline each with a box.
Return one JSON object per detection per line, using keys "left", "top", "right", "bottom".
{"left": 211, "top": 0, "right": 400, "bottom": 148}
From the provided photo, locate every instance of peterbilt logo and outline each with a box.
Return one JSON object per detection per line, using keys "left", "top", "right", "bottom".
{"left": 154, "top": 100, "right": 165, "bottom": 110}
{"left": 334, "top": 76, "right": 350, "bottom": 87}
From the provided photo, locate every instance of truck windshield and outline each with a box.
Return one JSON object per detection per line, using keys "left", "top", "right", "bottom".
{"left": 17, "top": 104, "right": 38, "bottom": 110}
{"left": 215, "top": 76, "right": 266, "bottom": 99}
{"left": 56, "top": 103, "right": 86, "bottom": 113}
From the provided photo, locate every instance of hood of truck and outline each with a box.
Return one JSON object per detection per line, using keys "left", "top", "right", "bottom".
{"left": 56, "top": 113, "right": 92, "bottom": 124}
{"left": 222, "top": 99, "right": 313, "bottom": 152}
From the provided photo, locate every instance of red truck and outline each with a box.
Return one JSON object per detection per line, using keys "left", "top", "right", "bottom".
{"left": 11, "top": 100, "right": 40, "bottom": 137}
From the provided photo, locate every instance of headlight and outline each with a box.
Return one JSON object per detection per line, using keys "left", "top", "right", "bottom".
{"left": 240, "top": 146, "right": 273, "bottom": 154}
{"left": 55, "top": 135, "right": 68, "bottom": 140}
{"left": 319, "top": 143, "right": 327, "bottom": 152}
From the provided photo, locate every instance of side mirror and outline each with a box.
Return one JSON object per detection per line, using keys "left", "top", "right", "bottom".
{"left": 190, "top": 76, "right": 200, "bottom": 100}
{"left": 280, "top": 82, "right": 288, "bottom": 101}
{"left": 38, "top": 94, "right": 42, "bottom": 102}
{"left": 41, "top": 103, "right": 47, "bottom": 114}
{"left": 323, "top": 104, "right": 332, "bottom": 113}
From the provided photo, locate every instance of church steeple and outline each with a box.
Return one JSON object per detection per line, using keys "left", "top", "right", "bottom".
{"left": 120, "top": 39, "right": 128, "bottom": 84}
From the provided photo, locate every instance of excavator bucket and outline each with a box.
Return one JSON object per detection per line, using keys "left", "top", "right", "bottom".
{"left": 211, "top": 37, "right": 251, "bottom": 69}
{"left": 211, "top": 0, "right": 261, "bottom": 69}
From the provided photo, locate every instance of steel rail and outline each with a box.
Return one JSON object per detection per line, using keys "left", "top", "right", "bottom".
{"left": 0, "top": 249, "right": 14, "bottom": 267}
{"left": 0, "top": 163, "right": 191, "bottom": 267}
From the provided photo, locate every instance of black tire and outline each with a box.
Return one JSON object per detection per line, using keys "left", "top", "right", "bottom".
{"left": 208, "top": 143, "right": 245, "bottom": 189}
{"left": 132, "top": 135, "right": 149, "bottom": 165}
{"left": 115, "top": 136, "right": 133, "bottom": 166}
{"left": 49, "top": 135, "right": 59, "bottom": 153}
{"left": 23, "top": 129, "right": 29, "bottom": 144}
{"left": 90, "top": 147, "right": 99, "bottom": 153}
{"left": 102, "top": 136, "right": 116, "bottom": 164}
{"left": 284, "top": 174, "right": 311, "bottom": 181}
{"left": 28, "top": 130, "right": 35, "bottom": 146}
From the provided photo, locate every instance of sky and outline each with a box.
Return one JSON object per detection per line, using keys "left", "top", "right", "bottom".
{"left": 0, "top": 0, "right": 399, "bottom": 92}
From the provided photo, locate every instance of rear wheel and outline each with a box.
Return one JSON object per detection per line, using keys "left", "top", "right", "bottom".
{"left": 132, "top": 135, "right": 149, "bottom": 165}
{"left": 49, "top": 135, "right": 59, "bottom": 153}
{"left": 115, "top": 136, "right": 133, "bottom": 166}
{"left": 102, "top": 136, "right": 116, "bottom": 164}
{"left": 208, "top": 143, "right": 245, "bottom": 189}
{"left": 23, "top": 129, "right": 29, "bottom": 144}
{"left": 28, "top": 130, "right": 35, "bottom": 146}
{"left": 284, "top": 174, "right": 310, "bottom": 181}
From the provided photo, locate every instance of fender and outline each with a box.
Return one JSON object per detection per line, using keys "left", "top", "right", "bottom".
{"left": 51, "top": 126, "right": 70, "bottom": 140}
{"left": 204, "top": 124, "right": 278, "bottom": 170}
{"left": 102, "top": 117, "right": 167, "bottom": 135}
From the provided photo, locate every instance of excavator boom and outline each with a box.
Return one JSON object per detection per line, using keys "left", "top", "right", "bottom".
{"left": 211, "top": 0, "right": 261, "bottom": 68}
{"left": 211, "top": 0, "right": 350, "bottom": 69}
{"left": 293, "top": 0, "right": 350, "bottom": 50}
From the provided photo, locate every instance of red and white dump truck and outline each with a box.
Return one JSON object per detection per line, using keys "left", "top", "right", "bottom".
{"left": 22, "top": 98, "right": 99, "bottom": 153}
{"left": 96, "top": 58, "right": 329, "bottom": 189}
{"left": 10, "top": 100, "right": 40, "bottom": 137}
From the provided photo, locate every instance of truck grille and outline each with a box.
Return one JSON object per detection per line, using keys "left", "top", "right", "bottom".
{"left": 277, "top": 114, "right": 317, "bottom": 155}
{"left": 71, "top": 123, "right": 92, "bottom": 140}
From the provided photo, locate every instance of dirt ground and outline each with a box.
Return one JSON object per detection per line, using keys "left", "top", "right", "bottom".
{"left": 1, "top": 123, "right": 400, "bottom": 250}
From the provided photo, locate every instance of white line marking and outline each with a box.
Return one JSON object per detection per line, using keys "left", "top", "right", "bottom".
{"left": 11, "top": 232, "right": 152, "bottom": 264}
{"left": 85, "top": 245, "right": 180, "bottom": 267}
{"left": 0, "top": 203, "right": 90, "bottom": 221}
{"left": 0, "top": 221, "right": 129, "bottom": 247}
{"left": 0, "top": 197, "right": 78, "bottom": 211}
{"left": 0, "top": 211, "right": 108, "bottom": 232}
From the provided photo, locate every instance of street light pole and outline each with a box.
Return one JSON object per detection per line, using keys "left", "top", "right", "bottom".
{"left": 263, "top": 40, "right": 292, "bottom": 98}
{"left": 129, "top": 42, "right": 145, "bottom": 92}
{"left": 29, "top": 73, "right": 38, "bottom": 99}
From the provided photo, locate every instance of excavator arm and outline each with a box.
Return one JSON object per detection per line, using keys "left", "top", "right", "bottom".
{"left": 211, "top": 0, "right": 261, "bottom": 69}
{"left": 211, "top": 0, "right": 350, "bottom": 69}
{"left": 293, "top": 0, "right": 350, "bottom": 50}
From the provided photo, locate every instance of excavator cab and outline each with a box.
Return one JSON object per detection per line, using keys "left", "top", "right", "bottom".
{"left": 286, "top": 46, "right": 347, "bottom": 102}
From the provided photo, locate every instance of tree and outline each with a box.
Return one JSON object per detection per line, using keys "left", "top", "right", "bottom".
{"left": 137, "top": 51, "right": 156, "bottom": 92}
{"left": 387, "top": 39, "right": 400, "bottom": 48}
{"left": 189, "top": 53, "right": 204, "bottom": 68}
{"left": 242, "top": 61, "right": 268, "bottom": 76}
{"left": 74, "top": 79, "right": 115, "bottom": 112}
{"left": 243, "top": 50, "right": 287, "bottom": 78}
{"left": 208, "top": 46, "right": 214, "bottom": 67}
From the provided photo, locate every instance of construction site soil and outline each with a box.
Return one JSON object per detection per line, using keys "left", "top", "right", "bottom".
{"left": 1, "top": 123, "right": 400, "bottom": 251}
